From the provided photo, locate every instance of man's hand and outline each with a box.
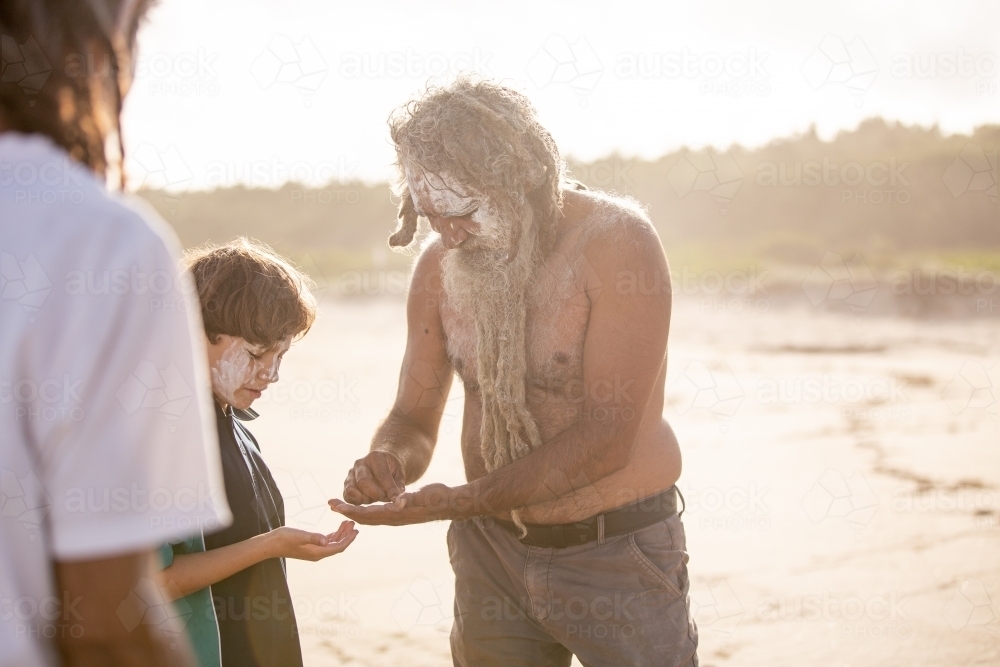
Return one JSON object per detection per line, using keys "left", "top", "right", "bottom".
{"left": 264, "top": 522, "right": 358, "bottom": 561}
{"left": 329, "top": 498, "right": 436, "bottom": 526}
{"left": 343, "top": 450, "right": 406, "bottom": 505}
{"left": 330, "top": 483, "right": 488, "bottom": 525}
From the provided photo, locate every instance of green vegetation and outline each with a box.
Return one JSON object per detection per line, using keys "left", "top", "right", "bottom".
{"left": 140, "top": 118, "right": 999, "bottom": 287}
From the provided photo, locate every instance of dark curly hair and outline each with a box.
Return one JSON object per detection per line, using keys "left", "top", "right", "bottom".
{"left": 0, "top": 0, "right": 152, "bottom": 183}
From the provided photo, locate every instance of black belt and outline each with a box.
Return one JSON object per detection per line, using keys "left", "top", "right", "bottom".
{"left": 494, "top": 486, "right": 682, "bottom": 549}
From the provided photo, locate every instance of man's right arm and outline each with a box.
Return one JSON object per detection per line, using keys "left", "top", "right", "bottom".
{"left": 343, "top": 242, "right": 453, "bottom": 504}
{"left": 55, "top": 552, "right": 194, "bottom": 667}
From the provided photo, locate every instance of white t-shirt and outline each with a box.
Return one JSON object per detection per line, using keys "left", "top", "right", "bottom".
{"left": 0, "top": 133, "right": 232, "bottom": 666}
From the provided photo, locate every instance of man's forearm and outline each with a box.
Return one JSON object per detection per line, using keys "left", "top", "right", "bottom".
{"left": 463, "top": 422, "right": 630, "bottom": 514}
{"left": 371, "top": 408, "right": 436, "bottom": 484}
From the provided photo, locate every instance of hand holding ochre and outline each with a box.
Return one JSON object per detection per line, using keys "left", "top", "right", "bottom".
{"left": 330, "top": 483, "right": 485, "bottom": 526}
{"left": 342, "top": 450, "right": 407, "bottom": 505}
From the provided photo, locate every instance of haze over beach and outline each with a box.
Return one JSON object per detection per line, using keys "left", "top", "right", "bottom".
{"left": 144, "top": 118, "right": 1000, "bottom": 309}
{"left": 41, "top": 0, "right": 999, "bottom": 665}
{"left": 123, "top": 0, "right": 1000, "bottom": 189}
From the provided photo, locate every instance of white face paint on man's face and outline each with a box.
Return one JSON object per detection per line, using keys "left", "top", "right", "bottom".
{"left": 207, "top": 335, "right": 291, "bottom": 410}
{"left": 404, "top": 165, "right": 505, "bottom": 248}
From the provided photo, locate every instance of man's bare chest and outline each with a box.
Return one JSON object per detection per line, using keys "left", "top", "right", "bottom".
{"left": 441, "top": 255, "right": 592, "bottom": 400}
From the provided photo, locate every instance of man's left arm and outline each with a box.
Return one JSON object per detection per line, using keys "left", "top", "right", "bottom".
{"left": 332, "top": 218, "right": 672, "bottom": 523}
{"left": 459, "top": 220, "right": 672, "bottom": 513}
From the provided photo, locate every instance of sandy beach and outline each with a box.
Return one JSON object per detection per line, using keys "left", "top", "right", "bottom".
{"left": 245, "top": 295, "right": 1000, "bottom": 666}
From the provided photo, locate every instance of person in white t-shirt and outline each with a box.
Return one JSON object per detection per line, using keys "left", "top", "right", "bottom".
{"left": 1, "top": 1, "right": 231, "bottom": 666}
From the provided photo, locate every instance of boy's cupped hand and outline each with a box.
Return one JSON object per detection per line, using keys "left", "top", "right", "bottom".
{"left": 265, "top": 521, "right": 358, "bottom": 561}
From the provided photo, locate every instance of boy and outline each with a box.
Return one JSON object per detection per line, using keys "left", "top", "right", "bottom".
{"left": 157, "top": 238, "right": 357, "bottom": 667}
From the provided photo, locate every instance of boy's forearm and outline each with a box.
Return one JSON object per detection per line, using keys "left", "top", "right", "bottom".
{"left": 157, "top": 535, "right": 275, "bottom": 600}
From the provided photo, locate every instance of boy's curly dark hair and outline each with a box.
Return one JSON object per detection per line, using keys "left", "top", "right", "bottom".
{"left": 185, "top": 238, "right": 317, "bottom": 348}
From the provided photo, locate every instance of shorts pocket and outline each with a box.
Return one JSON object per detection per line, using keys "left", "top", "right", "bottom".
{"left": 626, "top": 520, "right": 687, "bottom": 599}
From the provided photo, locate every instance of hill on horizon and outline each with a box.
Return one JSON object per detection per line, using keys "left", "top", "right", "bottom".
{"left": 141, "top": 117, "right": 1000, "bottom": 285}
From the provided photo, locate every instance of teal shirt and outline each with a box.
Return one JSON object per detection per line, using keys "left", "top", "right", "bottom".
{"left": 158, "top": 533, "right": 222, "bottom": 667}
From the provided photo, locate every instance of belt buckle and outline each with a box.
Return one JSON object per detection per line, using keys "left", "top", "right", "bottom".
{"left": 551, "top": 524, "right": 567, "bottom": 549}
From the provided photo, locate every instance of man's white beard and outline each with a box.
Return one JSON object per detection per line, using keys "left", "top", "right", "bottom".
{"left": 441, "top": 204, "right": 545, "bottom": 475}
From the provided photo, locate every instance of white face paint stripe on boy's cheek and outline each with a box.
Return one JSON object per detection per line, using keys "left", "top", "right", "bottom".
{"left": 211, "top": 339, "right": 255, "bottom": 407}
{"left": 257, "top": 339, "right": 291, "bottom": 383}
{"left": 258, "top": 354, "right": 281, "bottom": 382}
{"left": 210, "top": 337, "right": 292, "bottom": 407}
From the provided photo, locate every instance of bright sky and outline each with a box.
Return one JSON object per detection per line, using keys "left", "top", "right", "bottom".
{"left": 121, "top": 0, "right": 1000, "bottom": 191}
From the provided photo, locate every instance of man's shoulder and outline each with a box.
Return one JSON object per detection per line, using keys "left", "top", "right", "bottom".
{"left": 566, "top": 189, "right": 662, "bottom": 264}
{"left": 0, "top": 132, "right": 179, "bottom": 263}
{"left": 410, "top": 237, "right": 447, "bottom": 294}
{"left": 56, "top": 189, "right": 178, "bottom": 262}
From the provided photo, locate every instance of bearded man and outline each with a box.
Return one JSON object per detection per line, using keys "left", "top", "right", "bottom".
{"left": 330, "top": 78, "right": 698, "bottom": 667}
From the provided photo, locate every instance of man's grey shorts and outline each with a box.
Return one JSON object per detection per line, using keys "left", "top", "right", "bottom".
{"left": 447, "top": 511, "right": 698, "bottom": 667}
